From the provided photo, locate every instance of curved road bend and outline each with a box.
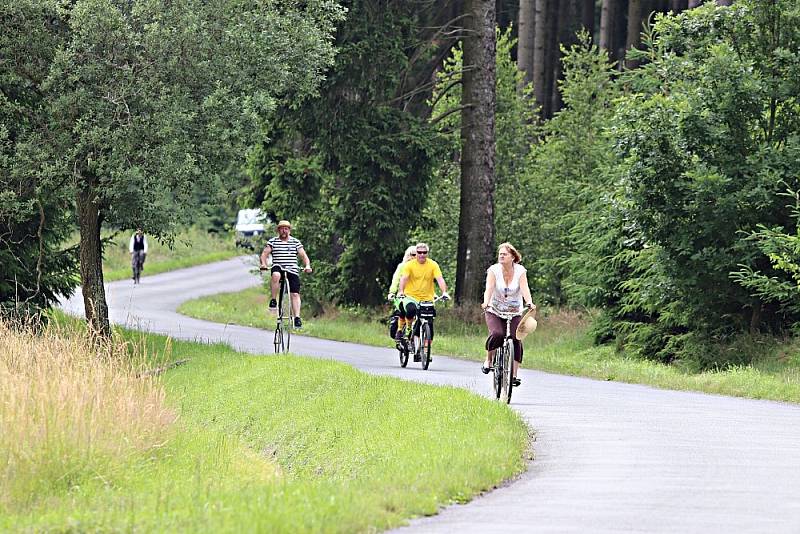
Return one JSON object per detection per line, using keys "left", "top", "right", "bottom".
{"left": 61, "top": 256, "right": 800, "bottom": 533}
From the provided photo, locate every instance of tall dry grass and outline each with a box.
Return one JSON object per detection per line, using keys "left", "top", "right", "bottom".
{"left": 0, "top": 322, "right": 176, "bottom": 509}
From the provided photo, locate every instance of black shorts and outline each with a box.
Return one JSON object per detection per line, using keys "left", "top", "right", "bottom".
{"left": 271, "top": 265, "right": 301, "bottom": 293}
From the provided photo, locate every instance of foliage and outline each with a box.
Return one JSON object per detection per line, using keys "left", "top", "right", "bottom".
{"left": 0, "top": 0, "right": 343, "bottom": 323}
{"left": 576, "top": 1, "right": 800, "bottom": 366}
{"left": 527, "top": 32, "right": 620, "bottom": 305}
{"left": 246, "top": 1, "right": 455, "bottom": 306}
{"left": 731, "top": 189, "right": 800, "bottom": 319}
{"left": 0, "top": 1, "right": 78, "bottom": 315}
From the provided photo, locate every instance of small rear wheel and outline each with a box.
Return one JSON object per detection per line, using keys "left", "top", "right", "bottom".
{"left": 273, "top": 322, "right": 284, "bottom": 353}
{"left": 420, "top": 322, "right": 431, "bottom": 370}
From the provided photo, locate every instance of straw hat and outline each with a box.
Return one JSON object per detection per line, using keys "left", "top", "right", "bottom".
{"left": 516, "top": 306, "right": 538, "bottom": 341}
{"left": 276, "top": 220, "right": 292, "bottom": 229}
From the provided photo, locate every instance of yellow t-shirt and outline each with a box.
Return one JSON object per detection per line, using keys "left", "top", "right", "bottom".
{"left": 401, "top": 259, "right": 442, "bottom": 301}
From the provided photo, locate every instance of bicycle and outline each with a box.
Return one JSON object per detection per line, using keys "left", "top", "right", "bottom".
{"left": 485, "top": 305, "right": 529, "bottom": 403}
{"left": 261, "top": 265, "right": 294, "bottom": 353}
{"left": 396, "top": 294, "right": 448, "bottom": 370}
{"left": 131, "top": 250, "right": 145, "bottom": 284}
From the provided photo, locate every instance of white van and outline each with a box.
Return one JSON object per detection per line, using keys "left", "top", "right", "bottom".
{"left": 235, "top": 209, "right": 268, "bottom": 247}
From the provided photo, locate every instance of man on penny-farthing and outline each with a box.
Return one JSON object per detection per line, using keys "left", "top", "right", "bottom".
{"left": 259, "top": 220, "right": 312, "bottom": 328}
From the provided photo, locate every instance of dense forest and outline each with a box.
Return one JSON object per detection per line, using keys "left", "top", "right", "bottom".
{"left": 3, "top": 0, "right": 799, "bottom": 368}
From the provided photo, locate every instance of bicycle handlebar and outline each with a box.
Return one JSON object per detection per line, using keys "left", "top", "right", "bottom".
{"left": 484, "top": 306, "right": 527, "bottom": 320}
{"left": 395, "top": 294, "right": 450, "bottom": 304}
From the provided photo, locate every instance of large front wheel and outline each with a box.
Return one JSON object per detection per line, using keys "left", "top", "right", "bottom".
{"left": 500, "top": 339, "right": 515, "bottom": 404}
{"left": 279, "top": 281, "right": 292, "bottom": 353}
{"left": 420, "top": 322, "right": 431, "bottom": 370}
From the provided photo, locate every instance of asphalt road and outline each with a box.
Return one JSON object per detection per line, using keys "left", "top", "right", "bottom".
{"left": 62, "top": 256, "right": 800, "bottom": 533}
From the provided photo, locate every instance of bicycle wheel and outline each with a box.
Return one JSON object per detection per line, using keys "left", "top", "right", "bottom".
{"left": 420, "top": 322, "right": 431, "bottom": 370}
{"left": 492, "top": 346, "right": 503, "bottom": 399}
{"left": 399, "top": 328, "right": 409, "bottom": 367}
{"left": 501, "top": 338, "right": 515, "bottom": 403}
{"left": 131, "top": 254, "right": 141, "bottom": 284}
{"left": 279, "top": 279, "right": 291, "bottom": 353}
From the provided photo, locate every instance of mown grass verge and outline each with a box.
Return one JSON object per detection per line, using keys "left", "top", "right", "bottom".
{"left": 1, "top": 318, "right": 529, "bottom": 532}
{"left": 178, "top": 287, "right": 800, "bottom": 403}
{"left": 71, "top": 227, "right": 241, "bottom": 282}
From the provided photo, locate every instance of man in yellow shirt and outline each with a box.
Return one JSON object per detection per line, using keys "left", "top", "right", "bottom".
{"left": 398, "top": 242, "right": 449, "bottom": 360}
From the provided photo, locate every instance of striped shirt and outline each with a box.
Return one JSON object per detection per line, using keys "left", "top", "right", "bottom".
{"left": 268, "top": 236, "right": 304, "bottom": 274}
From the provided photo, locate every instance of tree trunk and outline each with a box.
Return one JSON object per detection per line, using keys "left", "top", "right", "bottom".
{"left": 582, "top": 0, "right": 595, "bottom": 37}
{"left": 716, "top": 0, "right": 732, "bottom": 5}
{"left": 687, "top": 0, "right": 702, "bottom": 8}
{"left": 599, "top": 0, "right": 617, "bottom": 59}
{"left": 542, "top": 0, "right": 559, "bottom": 118}
{"left": 624, "top": 0, "right": 644, "bottom": 69}
{"left": 77, "top": 180, "right": 111, "bottom": 340}
{"left": 670, "top": 0, "right": 687, "bottom": 13}
{"left": 551, "top": 0, "right": 577, "bottom": 113}
{"left": 532, "top": 0, "right": 548, "bottom": 116}
{"left": 518, "top": 0, "right": 535, "bottom": 84}
{"left": 457, "top": 0, "right": 496, "bottom": 305}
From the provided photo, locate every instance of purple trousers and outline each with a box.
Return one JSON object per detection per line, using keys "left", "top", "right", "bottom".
{"left": 485, "top": 312, "right": 523, "bottom": 363}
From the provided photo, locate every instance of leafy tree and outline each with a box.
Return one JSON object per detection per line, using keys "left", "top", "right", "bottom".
{"left": 247, "top": 0, "right": 461, "bottom": 306}
{"left": 527, "top": 33, "right": 619, "bottom": 304}
{"left": 584, "top": 1, "right": 800, "bottom": 364}
{"left": 1, "top": 0, "right": 343, "bottom": 336}
{"left": 1, "top": 1, "right": 79, "bottom": 319}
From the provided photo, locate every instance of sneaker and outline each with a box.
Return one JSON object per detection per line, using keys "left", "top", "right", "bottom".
{"left": 413, "top": 353, "right": 421, "bottom": 362}
{"left": 268, "top": 299, "right": 277, "bottom": 310}
{"left": 481, "top": 365, "right": 491, "bottom": 375}
{"left": 294, "top": 317, "right": 302, "bottom": 328}
{"left": 512, "top": 377, "right": 521, "bottom": 387}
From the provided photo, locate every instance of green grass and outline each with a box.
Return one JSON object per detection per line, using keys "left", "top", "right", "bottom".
{"left": 179, "top": 287, "right": 800, "bottom": 403}
{"left": 70, "top": 227, "right": 241, "bottom": 282}
{"left": 2, "top": 323, "right": 529, "bottom": 532}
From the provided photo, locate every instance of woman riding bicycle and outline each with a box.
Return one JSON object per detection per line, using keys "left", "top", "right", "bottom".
{"left": 480, "top": 242, "right": 534, "bottom": 386}
{"left": 387, "top": 245, "right": 417, "bottom": 345}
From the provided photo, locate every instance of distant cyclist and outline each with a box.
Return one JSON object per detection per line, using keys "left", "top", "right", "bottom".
{"left": 259, "top": 220, "right": 312, "bottom": 328}
{"left": 480, "top": 242, "right": 534, "bottom": 387}
{"left": 397, "top": 242, "right": 449, "bottom": 360}
{"left": 129, "top": 228, "right": 148, "bottom": 281}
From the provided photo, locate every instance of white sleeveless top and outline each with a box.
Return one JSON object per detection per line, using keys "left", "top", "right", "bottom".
{"left": 488, "top": 263, "right": 526, "bottom": 313}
